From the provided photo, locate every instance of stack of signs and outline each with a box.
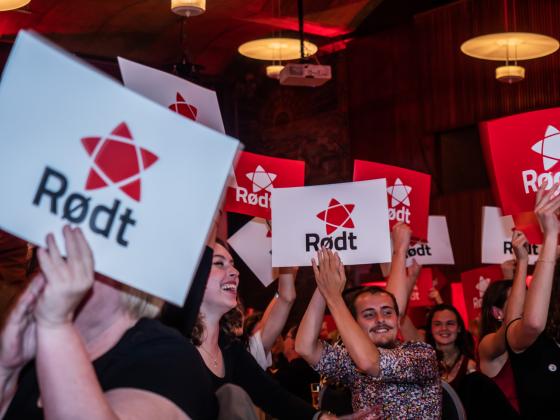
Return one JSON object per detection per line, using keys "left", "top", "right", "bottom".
{"left": 480, "top": 108, "right": 560, "bottom": 242}
{"left": 271, "top": 179, "right": 391, "bottom": 267}
{"left": 118, "top": 57, "right": 225, "bottom": 133}
{"left": 0, "top": 32, "right": 239, "bottom": 305}
{"left": 353, "top": 160, "right": 431, "bottom": 241}
{"left": 225, "top": 151, "right": 305, "bottom": 219}
{"left": 228, "top": 218, "right": 279, "bottom": 287}
{"left": 460, "top": 265, "right": 504, "bottom": 321}
{"left": 481, "top": 206, "right": 540, "bottom": 265}
{"left": 408, "top": 268, "right": 434, "bottom": 308}
{"left": 406, "top": 216, "right": 454, "bottom": 266}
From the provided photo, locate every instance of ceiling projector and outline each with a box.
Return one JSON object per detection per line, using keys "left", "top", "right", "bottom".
{"left": 279, "top": 63, "right": 332, "bottom": 87}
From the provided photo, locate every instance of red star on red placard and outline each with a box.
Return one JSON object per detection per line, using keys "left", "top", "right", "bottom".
{"left": 81, "top": 122, "right": 158, "bottom": 202}
{"left": 316, "top": 198, "right": 355, "bottom": 235}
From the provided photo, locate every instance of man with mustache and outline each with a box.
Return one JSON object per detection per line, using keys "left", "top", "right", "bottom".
{"left": 296, "top": 223, "right": 441, "bottom": 418}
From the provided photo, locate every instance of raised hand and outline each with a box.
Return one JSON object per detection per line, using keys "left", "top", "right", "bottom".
{"left": 0, "top": 274, "right": 45, "bottom": 375}
{"left": 34, "top": 226, "right": 95, "bottom": 328}
{"left": 392, "top": 222, "right": 412, "bottom": 254}
{"left": 428, "top": 287, "right": 443, "bottom": 305}
{"left": 407, "top": 258, "right": 422, "bottom": 281}
{"left": 312, "top": 248, "right": 346, "bottom": 301}
{"left": 534, "top": 180, "right": 560, "bottom": 237}
{"left": 512, "top": 230, "right": 529, "bottom": 261}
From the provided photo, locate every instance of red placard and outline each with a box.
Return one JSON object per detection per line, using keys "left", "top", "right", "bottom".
{"left": 225, "top": 152, "right": 305, "bottom": 219}
{"left": 512, "top": 211, "right": 543, "bottom": 244}
{"left": 460, "top": 265, "right": 504, "bottom": 321}
{"left": 353, "top": 160, "right": 431, "bottom": 240}
{"left": 480, "top": 108, "right": 560, "bottom": 216}
{"left": 408, "top": 268, "right": 434, "bottom": 308}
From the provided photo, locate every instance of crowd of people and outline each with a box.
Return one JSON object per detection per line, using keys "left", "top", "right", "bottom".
{"left": 0, "top": 181, "right": 559, "bottom": 419}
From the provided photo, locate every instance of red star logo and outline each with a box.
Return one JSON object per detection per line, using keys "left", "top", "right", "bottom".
{"left": 316, "top": 198, "right": 355, "bottom": 235}
{"left": 168, "top": 92, "right": 198, "bottom": 121}
{"left": 81, "top": 122, "right": 158, "bottom": 202}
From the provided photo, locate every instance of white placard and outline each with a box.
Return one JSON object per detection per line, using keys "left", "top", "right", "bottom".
{"left": 481, "top": 206, "right": 540, "bottom": 265}
{"left": 228, "top": 218, "right": 279, "bottom": 287}
{"left": 118, "top": 57, "right": 225, "bottom": 133}
{"left": 271, "top": 180, "right": 392, "bottom": 267}
{"left": 0, "top": 31, "right": 240, "bottom": 305}
{"left": 406, "top": 216, "right": 455, "bottom": 266}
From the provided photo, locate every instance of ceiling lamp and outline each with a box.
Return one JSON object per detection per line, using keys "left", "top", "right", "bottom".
{"left": 171, "top": 0, "right": 205, "bottom": 17}
{"left": 238, "top": 38, "right": 317, "bottom": 61}
{"left": 266, "top": 64, "right": 285, "bottom": 79}
{"left": 0, "top": 0, "right": 30, "bottom": 11}
{"left": 495, "top": 64, "right": 525, "bottom": 83}
{"left": 460, "top": 1, "right": 559, "bottom": 83}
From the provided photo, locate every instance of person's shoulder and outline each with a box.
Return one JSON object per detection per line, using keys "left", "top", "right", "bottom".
{"left": 220, "top": 332, "right": 244, "bottom": 351}
{"left": 119, "top": 318, "right": 195, "bottom": 355}
{"left": 401, "top": 341, "right": 437, "bottom": 355}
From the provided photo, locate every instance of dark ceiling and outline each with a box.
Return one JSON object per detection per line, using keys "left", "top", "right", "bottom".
{"left": 0, "top": 0, "right": 457, "bottom": 75}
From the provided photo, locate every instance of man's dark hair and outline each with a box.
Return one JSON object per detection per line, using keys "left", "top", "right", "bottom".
{"left": 345, "top": 286, "right": 400, "bottom": 318}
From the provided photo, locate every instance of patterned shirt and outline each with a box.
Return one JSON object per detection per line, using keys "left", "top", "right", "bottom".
{"left": 314, "top": 341, "right": 441, "bottom": 419}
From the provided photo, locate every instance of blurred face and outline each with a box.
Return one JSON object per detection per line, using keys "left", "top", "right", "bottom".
{"left": 431, "top": 309, "right": 460, "bottom": 347}
{"left": 202, "top": 243, "right": 239, "bottom": 316}
{"left": 354, "top": 292, "right": 398, "bottom": 348}
{"left": 283, "top": 330, "right": 296, "bottom": 355}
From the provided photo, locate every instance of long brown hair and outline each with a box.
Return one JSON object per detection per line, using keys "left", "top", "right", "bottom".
{"left": 480, "top": 280, "right": 512, "bottom": 340}
{"left": 190, "top": 306, "right": 242, "bottom": 346}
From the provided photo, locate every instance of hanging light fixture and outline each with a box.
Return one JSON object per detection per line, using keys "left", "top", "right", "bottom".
{"left": 239, "top": 38, "right": 317, "bottom": 61}
{"left": 460, "top": 0, "right": 558, "bottom": 83}
{"left": 266, "top": 64, "right": 285, "bottom": 79}
{"left": 0, "top": 0, "right": 30, "bottom": 12}
{"left": 171, "top": 0, "right": 205, "bottom": 17}
{"left": 239, "top": 0, "right": 317, "bottom": 63}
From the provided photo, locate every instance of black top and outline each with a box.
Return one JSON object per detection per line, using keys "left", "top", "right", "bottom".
{"left": 274, "top": 357, "right": 320, "bottom": 404}
{"left": 205, "top": 335, "right": 317, "bottom": 420}
{"left": 507, "top": 332, "right": 560, "bottom": 420}
{"left": 454, "top": 371, "right": 519, "bottom": 420}
{"left": 4, "top": 318, "right": 218, "bottom": 420}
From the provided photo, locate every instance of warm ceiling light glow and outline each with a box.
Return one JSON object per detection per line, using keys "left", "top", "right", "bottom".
{"left": 0, "top": 0, "right": 30, "bottom": 12}
{"left": 461, "top": 32, "right": 559, "bottom": 61}
{"left": 171, "top": 0, "right": 205, "bottom": 17}
{"left": 266, "top": 65, "right": 285, "bottom": 79}
{"left": 495, "top": 65, "right": 525, "bottom": 83}
{"left": 238, "top": 38, "right": 318, "bottom": 61}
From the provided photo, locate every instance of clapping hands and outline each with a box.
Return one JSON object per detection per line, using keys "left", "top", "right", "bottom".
{"left": 312, "top": 248, "right": 346, "bottom": 301}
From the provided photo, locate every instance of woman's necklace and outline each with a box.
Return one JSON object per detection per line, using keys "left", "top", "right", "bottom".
{"left": 441, "top": 351, "right": 462, "bottom": 381}
{"left": 198, "top": 344, "right": 220, "bottom": 368}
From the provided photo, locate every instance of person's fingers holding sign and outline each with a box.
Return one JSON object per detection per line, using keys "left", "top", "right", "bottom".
{"left": 312, "top": 248, "right": 346, "bottom": 301}
{"left": 35, "top": 225, "right": 94, "bottom": 328}
{"left": 391, "top": 222, "right": 412, "bottom": 254}
{"left": 511, "top": 230, "right": 529, "bottom": 261}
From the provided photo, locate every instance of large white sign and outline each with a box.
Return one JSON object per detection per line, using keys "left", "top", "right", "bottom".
{"left": 0, "top": 31, "right": 239, "bottom": 305}
{"left": 271, "top": 180, "right": 392, "bottom": 267}
{"left": 118, "top": 57, "right": 225, "bottom": 133}
{"left": 228, "top": 218, "right": 279, "bottom": 287}
{"left": 406, "top": 216, "right": 455, "bottom": 266}
{"left": 481, "top": 206, "right": 540, "bottom": 265}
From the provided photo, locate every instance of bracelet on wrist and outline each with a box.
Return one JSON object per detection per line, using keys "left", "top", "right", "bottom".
{"left": 536, "top": 259, "right": 556, "bottom": 264}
